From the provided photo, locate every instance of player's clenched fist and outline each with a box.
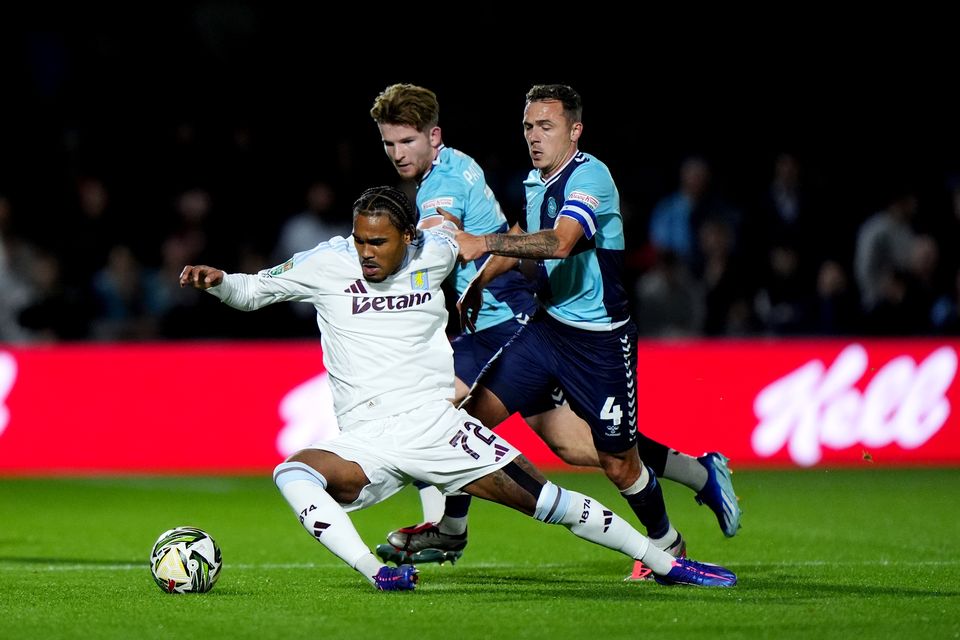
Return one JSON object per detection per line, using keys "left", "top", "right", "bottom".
{"left": 179, "top": 265, "right": 225, "bottom": 289}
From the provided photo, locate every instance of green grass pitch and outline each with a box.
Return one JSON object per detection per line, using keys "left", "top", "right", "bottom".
{"left": 1, "top": 468, "right": 958, "bottom": 639}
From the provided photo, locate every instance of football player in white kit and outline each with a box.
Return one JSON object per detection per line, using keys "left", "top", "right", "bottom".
{"left": 179, "top": 186, "right": 736, "bottom": 591}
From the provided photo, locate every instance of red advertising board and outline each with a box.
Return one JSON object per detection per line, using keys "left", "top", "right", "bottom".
{"left": 0, "top": 340, "right": 957, "bottom": 474}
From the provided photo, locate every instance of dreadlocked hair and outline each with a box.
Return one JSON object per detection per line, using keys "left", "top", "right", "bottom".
{"left": 352, "top": 186, "right": 417, "bottom": 235}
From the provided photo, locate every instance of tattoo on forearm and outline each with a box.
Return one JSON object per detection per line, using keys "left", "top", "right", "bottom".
{"left": 486, "top": 232, "right": 560, "bottom": 258}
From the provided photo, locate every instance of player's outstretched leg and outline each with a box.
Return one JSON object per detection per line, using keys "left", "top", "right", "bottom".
{"left": 528, "top": 479, "right": 736, "bottom": 588}
{"left": 695, "top": 452, "right": 742, "bottom": 537}
{"left": 274, "top": 461, "right": 418, "bottom": 591}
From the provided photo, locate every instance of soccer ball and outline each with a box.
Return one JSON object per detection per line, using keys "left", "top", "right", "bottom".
{"left": 149, "top": 526, "right": 222, "bottom": 594}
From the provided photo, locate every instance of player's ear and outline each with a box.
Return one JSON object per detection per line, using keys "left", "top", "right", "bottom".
{"left": 570, "top": 122, "right": 583, "bottom": 142}
{"left": 429, "top": 126, "right": 442, "bottom": 147}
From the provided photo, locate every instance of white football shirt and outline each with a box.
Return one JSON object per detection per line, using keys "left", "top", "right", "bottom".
{"left": 207, "top": 225, "right": 460, "bottom": 425}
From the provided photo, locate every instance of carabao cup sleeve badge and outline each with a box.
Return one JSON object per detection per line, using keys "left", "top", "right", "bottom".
{"left": 268, "top": 259, "right": 294, "bottom": 276}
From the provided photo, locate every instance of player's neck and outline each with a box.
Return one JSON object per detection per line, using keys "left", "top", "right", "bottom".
{"left": 418, "top": 146, "right": 443, "bottom": 186}
{"left": 540, "top": 146, "right": 578, "bottom": 181}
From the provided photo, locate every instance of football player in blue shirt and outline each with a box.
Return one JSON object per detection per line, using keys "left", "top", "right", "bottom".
{"left": 370, "top": 84, "right": 739, "bottom": 575}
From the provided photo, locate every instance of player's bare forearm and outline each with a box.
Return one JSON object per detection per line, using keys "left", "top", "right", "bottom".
{"left": 485, "top": 230, "right": 560, "bottom": 259}
{"left": 459, "top": 230, "right": 557, "bottom": 261}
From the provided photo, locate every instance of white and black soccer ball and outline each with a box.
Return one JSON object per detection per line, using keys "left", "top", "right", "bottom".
{"left": 149, "top": 526, "right": 222, "bottom": 594}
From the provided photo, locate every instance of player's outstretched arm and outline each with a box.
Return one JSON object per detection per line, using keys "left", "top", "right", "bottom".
{"left": 179, "top": 265, "right": 225, "bottom": 290}
{"left": 468, "top": 216, "right": 583, "bottom": 261}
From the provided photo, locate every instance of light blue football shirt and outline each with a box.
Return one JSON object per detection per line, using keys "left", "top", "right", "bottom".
{"left": 521, "top": 151, "right": 630, "bottom": 330}
{"left": 418, "top": 145, "right": 537, "bottom": 331}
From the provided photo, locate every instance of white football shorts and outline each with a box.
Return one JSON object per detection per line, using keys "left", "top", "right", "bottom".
{"left": 310, "top": 399, "right": 521, "bottom": 512}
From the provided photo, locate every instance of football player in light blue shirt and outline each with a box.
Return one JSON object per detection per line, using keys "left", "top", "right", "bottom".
{"left": 370, "top": 84, "right": 740, "bottom": 572}
{"left": 455, "top": 85, "right": 741, "bottom": 573}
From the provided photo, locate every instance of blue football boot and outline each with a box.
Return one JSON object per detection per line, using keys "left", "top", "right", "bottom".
{"left": 373, "top": 564, "right": 419, "bottom": 591}
{"left": 695, "top": 452, "right": 741, "bottom": 537}
{"left": 654, "top": 558, "right": 737, "bottom": 587}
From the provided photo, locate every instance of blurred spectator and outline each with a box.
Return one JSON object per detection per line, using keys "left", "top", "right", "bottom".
{"left": 853, "top": 187, "right": 918, "bottom": 313}
{"left": 931, "top": 267, "right": 960, "bottom": 335}
{"left": 753, "top": 241, "right": 809, "bottom": 335}
{"left": 270, "top": 180, "right": 352, "bottom": 327}
{"left": 0, "top": 195, "right": 38, "bottom": 342}
{"left": 699, "top": 217, "right": 755, "bottom": 335}
{"left": 57, "top": 175, "right": 122, "bottom": 289}
{"left": 907, "top": 234, "right": 942, "bottom": 318}
{"left": 925, "top": 177, "right": 960, "bottom": 296}
{"left": 633, "top": 249, "right": 705, "bottom": 337}
{"left": 162, "top": 186, "right": 217, "bottom": 267}
{"left": 767, "top": 153, "right": 804, "bottom": 230}
{"left": 862, "top": 268, "right": 930, "bottom": 336}
{"left": 272, "top": 180, "right": 351, "bottom": 263}
{"left": 858, "top": 233, "right": 939, "bottom": 336}
{"left": 648, "top": 155, "right": 744, "bottom": 277}
{"left": 90, "top": 245, "right": 158, "bottom": 340}
{"left": 17, "top": 250, "right": 92, "bottom": 342}
{"left": 146, "top": 234, "right": 202, "bottom": 337}
{"left": 647, "top": 156, "right": 712, "bottom": 266}
{"left": 744, "top": 152, "right": 819, "bottom": 275}
{"left": 807, "top": 259, "right": 862, "bottom": 335}
{"left": 151, "top": 233, "right": 227, "bottom": 339}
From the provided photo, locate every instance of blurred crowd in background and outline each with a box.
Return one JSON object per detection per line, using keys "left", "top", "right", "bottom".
{"left": 2, "top": 7, "right": 959, "bottom": 343}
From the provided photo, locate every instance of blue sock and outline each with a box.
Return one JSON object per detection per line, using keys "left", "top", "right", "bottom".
{"left": 622, "top": 467, "right": 670, "bottom": 539}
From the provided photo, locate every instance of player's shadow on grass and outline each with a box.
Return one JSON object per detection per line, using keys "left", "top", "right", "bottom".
{"left": 418, "top": 569, "right": 742, "bottom": 599}
{"left": 742, "top": 574, "right": 960, "bottom": 599}
{"left": 0, "top": 557, "right": 143, "bottom": 567}
{"left": 407, "top": 565, "right": 960, "bottom": 600}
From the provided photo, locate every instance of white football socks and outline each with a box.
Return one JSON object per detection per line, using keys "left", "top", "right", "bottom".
{"left": 533, "top": 481, "right": 674, "bottom": 575}
{"left": 417, "top": 483, "right": 446, "bottom": 524}
{"left": 273, "top": 461, "right": 381, "bottom": 585}
{"left": 437, "top": 514, "right": 468, "bottom": 536}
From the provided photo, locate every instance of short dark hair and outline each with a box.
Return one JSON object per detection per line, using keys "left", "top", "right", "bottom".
{"left": 526, "top": 84, "right": 582, "bottom": 122}
{"left": 370, "top": 84, "right": 440, "bottom": 132}
{"left": 352, "top": 186, "right": 417, "bottom": 234}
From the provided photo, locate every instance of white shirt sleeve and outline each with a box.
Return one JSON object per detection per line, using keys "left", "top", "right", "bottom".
{"left": 423, "top": 221, "right": 460, "bottom": 264}
{"left": 205, "top": 272, "right": 318, "bottom": 311}
{"left": 206, "top": 246, "right": 332, "bottom": 310}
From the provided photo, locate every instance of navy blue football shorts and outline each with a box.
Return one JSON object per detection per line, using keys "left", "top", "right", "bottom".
{"left": 476, "top": 313, "right": 640, "bottom": 454}
{"left": 451, "top": 320, "right": 560, "bottom": 418}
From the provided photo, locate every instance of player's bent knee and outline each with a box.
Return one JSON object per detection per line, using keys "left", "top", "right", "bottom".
{"left": 273, "top": 461, "right": 328, "bottom": 491}
{"left": 554, "top": 445, "right": 600, "bottom": 468}
{"left": 533, "top": 481, "right": 571, "bottom": 524}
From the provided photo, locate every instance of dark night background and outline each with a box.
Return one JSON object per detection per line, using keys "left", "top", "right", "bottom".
{"left": 2, "top": 7, "right": 958, "bottom": 340}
